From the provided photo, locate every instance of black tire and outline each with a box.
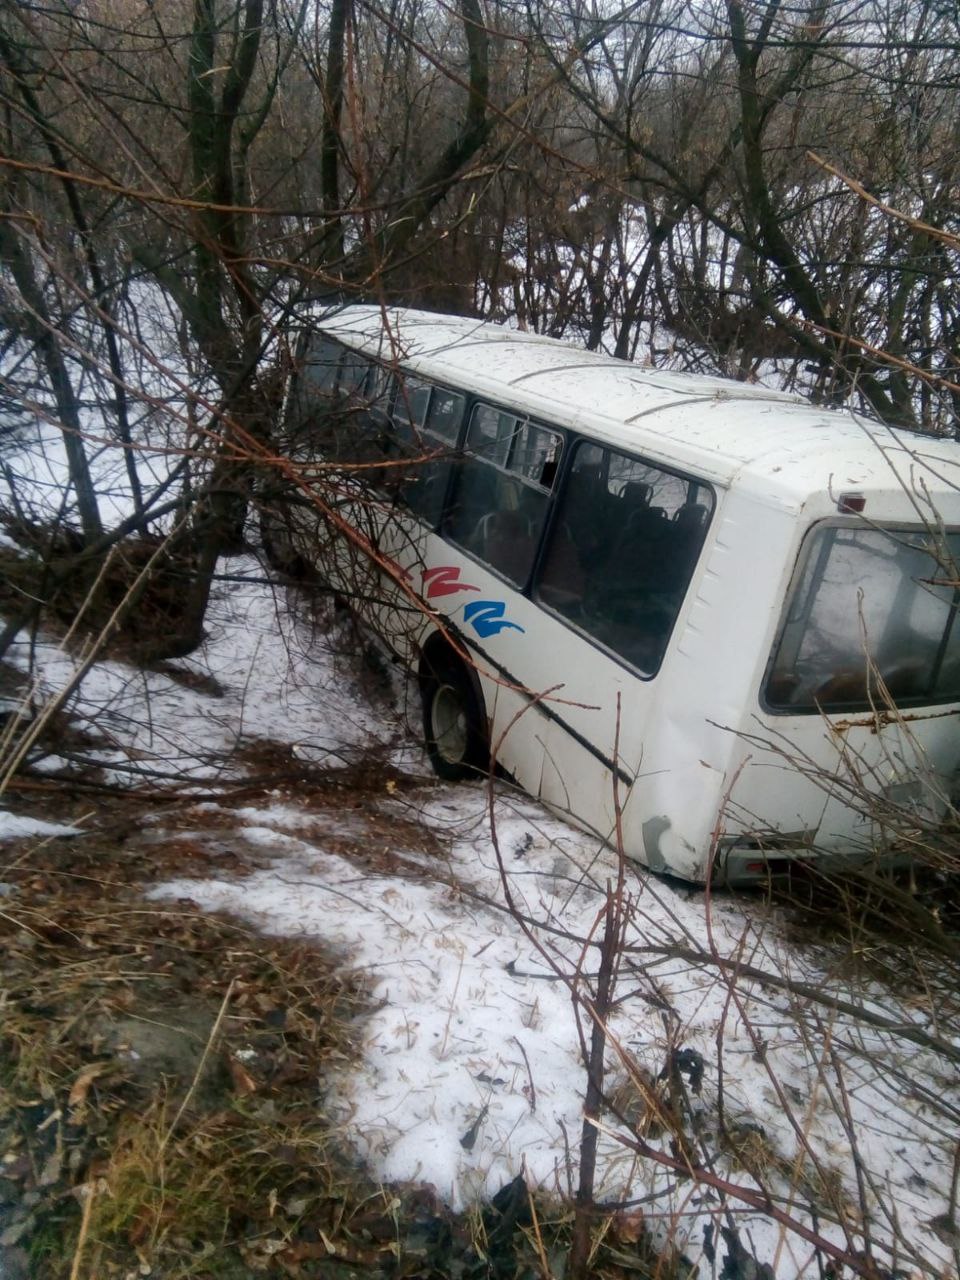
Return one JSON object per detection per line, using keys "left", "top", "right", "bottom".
{"left": 259, "top": 502, "right": 308, "bottom": 579}
{"left": 420, "top": 653, "right": 488, "bottom": 781}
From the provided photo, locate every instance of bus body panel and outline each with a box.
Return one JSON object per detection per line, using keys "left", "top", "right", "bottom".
{"left": 718, "top": 490, "right": 960, "bottom": 877}
{"left": 607, "top": 491, "right": 798, "bottom": 879}
{"left": 723, "top": 709, "right": 960, "bottom": 865}
{"left": 406, "top": 532, "right": 648, "bottom": 830}
{"left": 276, "top": 307, "right": 960, "bottom": 883}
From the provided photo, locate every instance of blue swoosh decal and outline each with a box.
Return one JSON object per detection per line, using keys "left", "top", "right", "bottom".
{"left": 463, "top": 600, "right": 525, "bottom": 638}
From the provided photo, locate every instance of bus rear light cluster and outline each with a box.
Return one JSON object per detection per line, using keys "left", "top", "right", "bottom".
{"left": 838, "top": 492, "right": 866, "bottom": 513}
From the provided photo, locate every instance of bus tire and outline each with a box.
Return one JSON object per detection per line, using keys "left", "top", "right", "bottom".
{"left": 420, "top": 653, "right": 488, "bottom": 781}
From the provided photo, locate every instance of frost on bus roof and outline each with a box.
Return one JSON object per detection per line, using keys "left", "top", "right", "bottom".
{"left": 308, "top": 305, "right": 960, "bottom": 507}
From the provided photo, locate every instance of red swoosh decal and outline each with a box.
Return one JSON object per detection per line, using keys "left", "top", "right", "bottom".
{"left": 422, "top": 566, "right": 480, "bottom": 598}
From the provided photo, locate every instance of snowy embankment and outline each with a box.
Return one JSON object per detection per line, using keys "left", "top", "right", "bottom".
{"left": 3, "top": 566, "right": 957, "bottom": 1279}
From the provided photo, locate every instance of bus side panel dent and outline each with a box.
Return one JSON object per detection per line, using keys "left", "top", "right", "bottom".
{"left": 631, "top": 745, "right": 726, "bottom": 882}
{"left": 641, "top": 816, "right": 670, "bottom": 872}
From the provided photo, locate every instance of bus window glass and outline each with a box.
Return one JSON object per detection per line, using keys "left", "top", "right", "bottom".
{"left": 512, "top": 422, "right": 562, "bottom": 486}
{"left": 537, "top": 442, "right": 713, "bottom": 674}
{"left": 468, "top": 404, "right": 515, "bottom": 466}
{"left": 395, "top": 383, "right": 465, "bottom": 526}
{"left": 339, "top": 351, "right": 370, "bottom": 395}
{"left": 766, "top": 526, "right": 960, "bottom": 709}
{"left": 291, "top": 336, "right": 341, "bottom": 444}
{"left": 394, "top": 377, "right": 431, "bottom": 429}
{"left": 445, "top": 406, "right": 563, "bottom": 585}
{"left": 295, "top": 344, "right": 393, "bottom": 467}
{"left": 300, "top": 336, "right": 341, "bottom": 393}
{"left": 427, "top": 388, "right": 465, "bottom": 443}
{"left": 364, "top": 363, "right": 394, "bottom": 423}
{"left": 334, "top": 353, "right": 386, "bottom": 463}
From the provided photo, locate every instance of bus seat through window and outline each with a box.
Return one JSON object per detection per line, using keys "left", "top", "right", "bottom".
{"left": 537, "top": 440, "right": 714, "bottom": 675}
{"left": 481, "top": 509, "right": 538, "bottom": 583}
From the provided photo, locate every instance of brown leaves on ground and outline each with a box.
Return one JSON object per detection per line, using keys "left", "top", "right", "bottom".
{"left": 0, "top": 784, "right": 664, "bottom": 1280}
{"left": 0, "top": 797, "right": 371, "bottom": 1279}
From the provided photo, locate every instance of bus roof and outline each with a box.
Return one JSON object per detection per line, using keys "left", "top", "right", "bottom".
{"left": 313, "top": 305, "right": 960, "bottom": 512}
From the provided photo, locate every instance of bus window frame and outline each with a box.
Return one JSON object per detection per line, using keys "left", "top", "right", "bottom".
{"left": 441, "top": 400, "right": 566, "bottom": 587}
{"left": 390, "top": 377, "right": 468, "bottom": 526}
{"left": 530, "top": 436, "right": 716, "bottom": 681}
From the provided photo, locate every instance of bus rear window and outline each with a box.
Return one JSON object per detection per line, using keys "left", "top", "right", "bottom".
{"left": 766, "top": 525, "right": 960, "bottom": 711}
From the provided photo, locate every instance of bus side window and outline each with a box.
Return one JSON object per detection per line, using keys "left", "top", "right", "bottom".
{"left": 362, "top": 363, "right": 395, "bottom": 442}
{"left": 290, "top": 335, "right": 342, "bottom": 444}
{"left": 445, "top": 406, "right": 562, "bottom": 586}
{"left": 338, "top": 351, "right": 369, "bottom": 399}
{"left": 392, "top": 376, "right": 432, "bottom": 487}
{"left": 298, "top": 347, "right": 394, "bottom": 473}
{"left": 538, "top": 443, "right": 713, "bottom": 674}
{"left": 300, "top": 335, "right": 341, "bottom": 394}
{"left": 394, "top": 376, "right": 432, "bottom": 436}
{"left": 427, "top": 387, "right": 465, "bottom": 445}
{"left": 324, "top": 351, "right": 380, "bottom": 463}
{"left": 394, "top": 382, "right": 465, "bottom": 526}
{"left": 366, "top": 363, "right": 394, "bottom": 421}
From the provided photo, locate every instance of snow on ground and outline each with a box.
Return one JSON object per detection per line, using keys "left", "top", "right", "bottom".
{"left": 2, "top": 561, "right": 399, "bottom": 786}
{"left": 0, "top": 810, "right": 82, "bottom": 840}
{"left": 147, "top": 787, "right": 956, "bottom": 1277}
{"left": 4, "top": 568, "right": 959, "bottom": 1279}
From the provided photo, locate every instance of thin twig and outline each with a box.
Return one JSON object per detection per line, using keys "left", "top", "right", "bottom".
{"left": 807, "top": 151, "right": 960, "bottom": 252}
{"left": 159, "top": 977, "right": 236, "bottom": 1154}
{"left": 513, "top": 1034, "right": 536, "bottom": 1112}
{"left": 69, "top": 1180, "right": 96, "bottom": 1280}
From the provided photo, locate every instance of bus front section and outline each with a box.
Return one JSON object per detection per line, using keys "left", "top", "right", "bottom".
{"left": 719, "top": 518, "right": 960, "bottom": 885}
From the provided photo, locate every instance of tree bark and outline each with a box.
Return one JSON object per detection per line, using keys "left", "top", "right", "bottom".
{"left": 0, "top": 28, "right": 143, "bottom": 517}
{"left": 0, "top": 218, "right": 103, "bottom": 545}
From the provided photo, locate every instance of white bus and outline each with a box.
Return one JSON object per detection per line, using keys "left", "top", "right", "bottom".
{"left": 266, "top": 306, "right": 960, "bottom": 885}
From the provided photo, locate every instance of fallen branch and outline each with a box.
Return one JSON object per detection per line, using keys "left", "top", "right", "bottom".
{"left": 807, "top": 151, "right": 960, "bottom": 253}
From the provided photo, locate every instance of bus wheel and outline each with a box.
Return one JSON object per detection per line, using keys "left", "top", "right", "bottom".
{"left": 260, "top": 504, "right": 307, "bottom": 579}
{"left": 421, "top": 655, "right": 487, "bottom": 781}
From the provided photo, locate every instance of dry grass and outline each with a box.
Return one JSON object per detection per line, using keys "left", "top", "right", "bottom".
{"left": 0, "top": 531, "right": 195, "bottom": 662}
{"left": 720, "top": 1120, "right": 850, "bottom": 1223}
{"left": 0, "top": 811, "right": 372, "bottom": 1279}
{"left": 771, "top": 858, "right": 960, "bottom": 993}
{"left": 0, "top": 788, "right": 667, "bottom": 1280}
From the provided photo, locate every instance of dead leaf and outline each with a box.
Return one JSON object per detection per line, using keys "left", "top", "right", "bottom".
{"left": 68, "top": 1061, "right": 112, "bottom": 1109}
{"left": 38, "top": 1149, "right": 62, "bottom": 1187}
{"left": 228, "top": 1055, "right": 258, "bottom": 1096}
{"left": 283, "top": 1233, "right": 397, "bottom": 1265}
{"left": 613, "top": 1209, "right": 645, "bottom": 1244}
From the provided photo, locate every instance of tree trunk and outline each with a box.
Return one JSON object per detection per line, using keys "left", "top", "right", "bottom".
{"left": 0, "top": 218, "right": 103, "bottom": 545}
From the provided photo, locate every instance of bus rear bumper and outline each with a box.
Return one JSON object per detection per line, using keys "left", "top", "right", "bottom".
{"left": 715, "top": 837, "right": 914, "bottom": 888}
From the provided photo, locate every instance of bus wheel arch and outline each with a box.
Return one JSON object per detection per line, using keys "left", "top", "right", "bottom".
{"left": 418, "top": 635, "right": 489, "bottom": 780}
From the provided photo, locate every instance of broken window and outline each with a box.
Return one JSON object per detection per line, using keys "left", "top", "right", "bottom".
{"left": 444, "top": 405, "right": 563, "bottom": 586}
